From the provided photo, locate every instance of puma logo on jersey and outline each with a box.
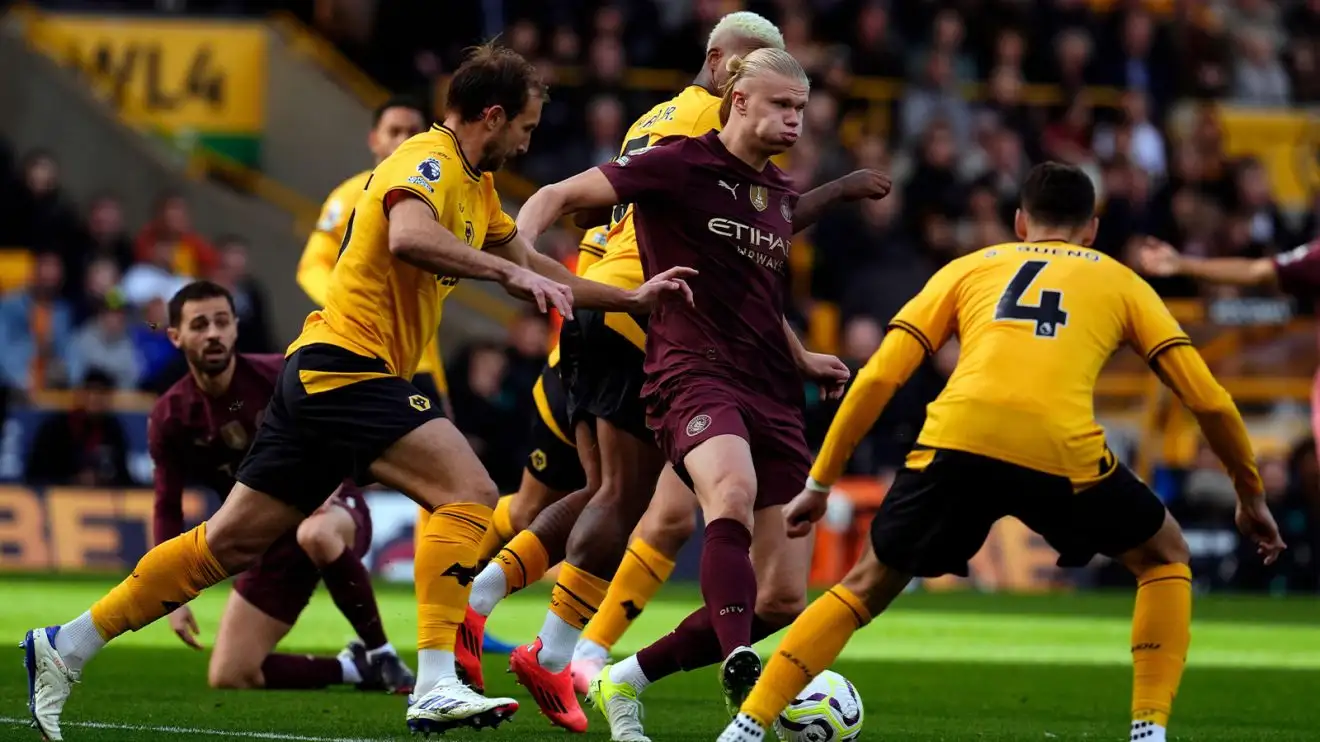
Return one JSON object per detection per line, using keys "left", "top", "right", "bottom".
{"left": 718, "top": 180, "right": 739, "bottom": 199}
{"left": 442, "top": 562, "right": 479, "bottom": 586}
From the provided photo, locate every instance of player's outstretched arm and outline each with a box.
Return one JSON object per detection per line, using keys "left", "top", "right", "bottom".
{"left": 495, "top": 236, "right": 695, "bottom": 313}
{"left": 783, "top": 329, "right": 926, "bottom": 537}
{"left": 1150, "top": 345, "right": 1286, "bottom": 562}
{"left": 1138, "top": 237, "right": 1277, "bottom": 286}
{"left": 516, "top": 169, "right": 623, "bottom": 245}
{"left": 388, "top": 198, "right": 574, "bottom": 316}
{"left": 792, "top": 169, "right": 893, "bottom": 232}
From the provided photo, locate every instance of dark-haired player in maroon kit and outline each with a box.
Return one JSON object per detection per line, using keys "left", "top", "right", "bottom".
{"left": 150, "top": 281, "right": 414, "bottom": 693}
{"left": 516, "top": 48, "right": 873, "bottom": 733}
{"left": 1138, "top": 236, "right": 1320, "bottom": 459}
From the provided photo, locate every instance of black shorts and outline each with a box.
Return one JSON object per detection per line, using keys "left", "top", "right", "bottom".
{"left": 558, "top": 308, "right": 650, "bottom": 442}
{"left": 236, "top": 343, "right": 443, "bottom": 514}
{"left": 526, "top": 360, "right": 586, "bottom": 493}
{"left": 870, "top": 448, "right": 1167, "bottom": 578}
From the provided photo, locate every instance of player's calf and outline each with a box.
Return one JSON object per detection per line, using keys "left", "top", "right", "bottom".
{"left": 295, "top": 509, "right": 355, "bottom": 567}
{"left": 1116, "top": 512, "right": 1192, "bottom": 742}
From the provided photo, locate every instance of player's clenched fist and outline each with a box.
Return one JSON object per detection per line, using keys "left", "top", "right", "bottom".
{"left": 630, "top": 266, "right": 698, "bottom": 311}
{"left": 503, "top": 266, "right": 574, "bottom": 318}
{"left": 838, "top": 169, "right": 893, "bottom": 202}
{"left": 783, "top": 489, "right": 829, "bottom": 539}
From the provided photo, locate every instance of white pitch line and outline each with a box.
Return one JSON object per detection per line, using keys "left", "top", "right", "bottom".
{"left": 0, "top": 717, "right": 397, "bottom": 741}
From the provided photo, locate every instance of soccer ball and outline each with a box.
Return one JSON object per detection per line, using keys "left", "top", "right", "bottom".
{"left": 775, "top": 670, "right": 864, "bottom": 742}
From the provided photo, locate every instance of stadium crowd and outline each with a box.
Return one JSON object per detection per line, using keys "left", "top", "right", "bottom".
{"left": 5, "top": 0, "right": 1320, "bottom": 591}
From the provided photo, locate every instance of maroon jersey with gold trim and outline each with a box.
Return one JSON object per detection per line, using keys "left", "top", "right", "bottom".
{"left": 148, "top": 353, "right": 284, "bottom": 544}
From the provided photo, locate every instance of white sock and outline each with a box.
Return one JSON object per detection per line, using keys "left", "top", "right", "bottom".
{"left": 414, "top": 649, "right": 457, "bottom": 696}
{"left": 573, "top": 638, "right": 610, "bottom": 663}
{"left": 734, "top": 712, "right": 767, "bottom": 737}
{"left": 535, "top": 612, "right": 582, "bottom": 673}
{"left": 608, "top": 655, "right": 651, "bottom": 693}
{"left": 339, "top": 655, "right": 363, "bottom": 684}
{"left": 366, "top": 642, "right": 396, "bottom": 661}
{"left": 469, "top": 564, "right": 508, "bottom": 617}
{"left": 1130, "top": 721, "right": 1166, "bottom": 742}
{"left": 54, "top": 612, "right": 106, "bottom": 673}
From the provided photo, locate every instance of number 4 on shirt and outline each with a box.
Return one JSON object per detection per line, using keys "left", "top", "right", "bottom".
{"left": 995, "top": 259, "right": 1069, "bottom": 338}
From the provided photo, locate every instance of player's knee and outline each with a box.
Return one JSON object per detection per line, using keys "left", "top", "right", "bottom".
{"left": 207, "top": 659, "right": 263, "bottom": 690}
{"left": 296, "top": 517, "right": 347, "bottom": 566}
{"left": 702, "top": 476, "right": 756, "bottom": 525}
{"left": 204, "top": 519, "right": 269, "bottom": 574}
{"left": 754, "top": 591, "right": 806, "bottom": 630}
{"left": 1120, "top": 513, "right": 1190, "bottom": 575}
{"left": 638, "top": 501, "right": 696, "bottom": 556}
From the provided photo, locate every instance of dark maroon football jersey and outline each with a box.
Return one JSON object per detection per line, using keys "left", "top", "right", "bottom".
{"left": 1274, "top": 240, "right": 1320, "bottom": 299}
{"left": 598, "top": 131, "right": 802, "bottom": 402}
{"left": 148, "top": 353, "right": 284, "bottom": 544}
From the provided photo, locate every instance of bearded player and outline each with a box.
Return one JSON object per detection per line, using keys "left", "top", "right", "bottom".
{"left": 718, "top": 162, "right": 1285, "bottom": 742}
{"left": 152, "top": 281, "right": 412, "bottom": 694}
{"left": 299, "top": 95, "right": 515, "bottom": 656}
{"left": 513, "top": 49, "right": 900, "bottom": 739}
{"left": 22, "top": 43, "right": 693, "bottom": 740}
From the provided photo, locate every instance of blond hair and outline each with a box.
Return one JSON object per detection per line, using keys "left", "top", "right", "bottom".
{"left": 718, "top": 48, "right": 810, "bottom": 126}
{"left": 707, "top": 11, "right": 785, "bottom": 52}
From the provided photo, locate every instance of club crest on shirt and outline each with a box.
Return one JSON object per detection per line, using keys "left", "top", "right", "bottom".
{"left": 530, "top": 449, "right": 548, "bottom": 471}
{"left": 464, "top": 220, "right": 475, "bottom": 245}
{"left": 749, "top": 185, "right": 768, "bottom": 212}
{"left": 219, "top": 420, "right": 249, "bottom": 451}
{"left": 685, "top": 414, "right": 712, "bottom": 437}
{"left": 409, "top": 394, "right": 432, "bottom": 412}
{"left": 780, "top": 195, "right": 792, "bottom": 223}
{"left": 417, "top": 157, "right": 443, "bottom": 182}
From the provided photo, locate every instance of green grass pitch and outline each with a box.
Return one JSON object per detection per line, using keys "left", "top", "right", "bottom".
{"left": 3, "top": 575, "right": 1320, "bottom": 740}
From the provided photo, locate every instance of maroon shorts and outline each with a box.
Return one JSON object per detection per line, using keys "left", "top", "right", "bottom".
{"left": 648, "top": 376, "right": 809, "bottom": 510}
{"left": 232, "top": 483, "right": 372, "bottom": 625}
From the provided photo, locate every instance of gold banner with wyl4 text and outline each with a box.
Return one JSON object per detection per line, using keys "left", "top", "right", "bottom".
{"left": 26, "top": 14, "right": 266, "bottom": 163}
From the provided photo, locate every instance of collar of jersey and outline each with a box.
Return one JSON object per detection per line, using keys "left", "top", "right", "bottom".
{"left": 431, "top": 124, "right": 482, "bottom": 181}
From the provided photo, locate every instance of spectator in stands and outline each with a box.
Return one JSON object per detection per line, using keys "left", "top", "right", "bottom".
{"left": 981, "top": 64, "right": 1036, "bottom": 152}
{"left": 121, "top": 238, "right": 190, "bottom": 308}
{"left": 1232, "top": 26, "right": 1292, "bottom": 106}
{"left": 583, "top": 95, "right": 626, "bottom": 168}
{"left": 78, "top": 194, "right": 135, "bottom": 273}
{"left": 210, "top": 235, "right": 274, "bottom": 354}
{"left": 902, "top": 121, "right": 963, "bottom": 243}
{"left": 1231, "top": 157, "right": 1293, "bottom": 249}
{"left": 1050, "top": 27, "right": 1095, "bottom": 95}
{"left": 1100, "top": 10, "right": 1172, "bottom": 114}
{"left": 0, "top": 251, "right": 74, "bottom": 392}
{"left": 77, "top": 258, "right": 122, "bottom": 324}
{"left": 24, "top": 367, "right": 131, "bottom": 488}
{"left": 0, "top": 149, "right": 79, "bottom": 255}
{"left": 899, "top": 51, "right": 971, "bottom": 149}
{"left": 133, "top": 191, "right": 216, "bottom": 278}
{"left": 1285, "top": 0, "right": 1320, "bottom": 102}
{"left": 849, "top": 0, "right": 903, "bottom": 78}
{"left": 132, "top": 298, "right": 183, "bottom": 392}
{"left": 1093, "top": 91, "right": 1167, "bottom": 181}
{"left": 68, "top": 297, "right": 141, "bottom": 391}
{"left": 1042, "top": 95, "right": 1096, "bottom": 167}
{"left": 504, "top": 310, "right": 550, "bottom": 408}
{"left": 1171, "top": 1, "right": 1233, "bottom": 99}
{"left": 908, "top": 8, "right": 977, "bottom": 85}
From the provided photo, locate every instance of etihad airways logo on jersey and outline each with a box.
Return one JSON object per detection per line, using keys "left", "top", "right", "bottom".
{"left": 708, "top": 217, "right": 788, "bottom": 273}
